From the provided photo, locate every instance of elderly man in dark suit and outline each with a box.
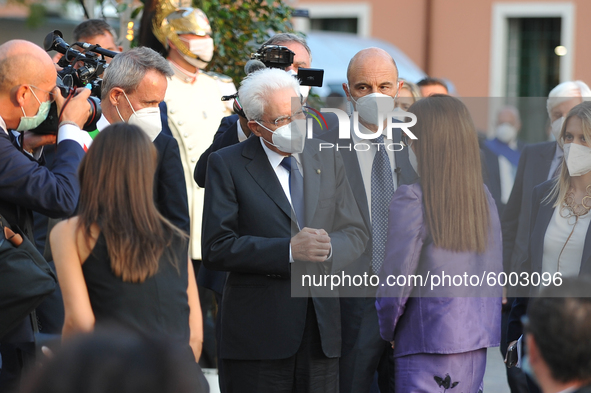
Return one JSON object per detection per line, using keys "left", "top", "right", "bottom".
{"left": 0, "top": 39, "right": 91, "bottom": 390}
{"left": 202, "top": 67, "right": 367, "bottom": 393}
{"left": 482, "top": 105, "right": 525, "bottom": 218}
{"left": 319, "top": 48, "right": 418, "bottom": 393}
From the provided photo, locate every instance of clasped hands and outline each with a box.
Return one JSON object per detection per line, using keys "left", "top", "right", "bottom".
{"left": 291, "top": 227, "right": 331, "bottom": 262}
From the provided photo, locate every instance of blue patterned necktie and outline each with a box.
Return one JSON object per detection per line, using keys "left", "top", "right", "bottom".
{"left": 280, "top": 156, "right": 305, "bottom": 228}
{"left": 371, "top": 135, "right": 395, "bottom": 274}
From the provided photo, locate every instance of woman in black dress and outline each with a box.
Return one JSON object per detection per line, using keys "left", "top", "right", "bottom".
{"left": 51, "top": 123, "right": 202, "bottom": 361}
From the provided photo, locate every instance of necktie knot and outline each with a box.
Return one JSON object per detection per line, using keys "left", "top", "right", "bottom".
{"left": 280, "top": 156, "right": 294, "bottom": 172}
{"left": 372, "top": 134, "right": 385, "bottom": 145}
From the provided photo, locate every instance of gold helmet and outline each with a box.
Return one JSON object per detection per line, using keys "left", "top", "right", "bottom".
{"left": 153, "top": 5, "right": 212, "bottom": 59}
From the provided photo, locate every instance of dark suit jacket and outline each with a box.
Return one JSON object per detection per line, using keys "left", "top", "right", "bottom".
{"left": 507, "top": 179, "right": 591, "bottom": 342}
{"left": 481, "top": 140, "right": 525, "bottom": 218}
{"left": 153, "top": 132, "right": 190, "bottom": 235}
{"left": 202, "top": 136, "right": 368, "bottom": 360}
{"left": 194, "top": 115, "right": 239, "bottom": 295}
{"left": 195, "top": 114, "right": 239, "bottom": 188}
{"left": 317, "top": 124, "right": 419, "bottom": 355}
{"left": 159, "top": 101, "right": 173, "bottom": 138}
{"left": 0, "top": 126, "right": 85, "bottom": 388}
{"left": 0, "top": 131, "right": 84, "bottom": 235}
{"left": 501, "top": 142, "right": 557, "bottom": 274}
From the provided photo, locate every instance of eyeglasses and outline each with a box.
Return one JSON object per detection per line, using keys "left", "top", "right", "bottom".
{"left": 260, "top": 110, "right": 305, "bottom": 128}
{"left": 29, "top": 85, "right": 56, "bottom": 104}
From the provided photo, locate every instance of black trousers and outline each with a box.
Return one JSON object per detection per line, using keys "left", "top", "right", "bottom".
{"left": 339, "top": 297, "right": 395, "bottom": 393}
{"left": 500, "top": 298, "right": 529, "bottom": 393}
{"left": 221, "top": 300, "right": 338, "bottom": 393}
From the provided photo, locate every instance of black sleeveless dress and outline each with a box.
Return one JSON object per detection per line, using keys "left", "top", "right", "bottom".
{"left": 82, "top": 231, "right": 190, "bottom": 352}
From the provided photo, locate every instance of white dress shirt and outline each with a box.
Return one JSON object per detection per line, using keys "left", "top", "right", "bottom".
{"left": 351, "top": 121, "right": 398, "bottom": 218}
{"left": 542, "top": 207, "right": 591, "bottom": 276}
{"left": 0, "top": 116, "right": 7, "bottom": 135}
{"left": 260, "top": 138, "right": 302, "bottom": 262}
{"left": 236, "top": 120, "right": 248, "bottom": 143}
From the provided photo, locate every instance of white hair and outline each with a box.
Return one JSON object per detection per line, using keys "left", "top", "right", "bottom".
{"left": 546, "top": 80, "right": 591, "bottom": 116}
{"left": 238, "top": 68, "right": 301, "bottom": 121}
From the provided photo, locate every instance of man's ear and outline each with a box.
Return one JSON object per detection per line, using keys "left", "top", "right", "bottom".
{"left": 109, "top": 88, "right": 123, "bottom": 107}
{"left": 248, "top": 120, "right": 262, "bottom": 137}
{"left": 13, "top": 85, "right": 29, "bottom": 107}
{"left": 342, "top": 83, "right": 350, "bottom": 100}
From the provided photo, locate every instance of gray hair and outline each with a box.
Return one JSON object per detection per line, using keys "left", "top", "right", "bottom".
{"left": 263, "top": 33, "right": 312, "bottom": 62}
{"left": 73, "top": 19, "right": 118, "bottom": 43}
{"left": 101, "top": 47, "right": 173, "bottom": 101}
{"left": 239, "top": 68, "right": 301, "bottom": 121}
{"left": 546, "top": 80, "right": 591, "bottom": 116}
{"left": 497, "top": 105, "right": 521, "bottom": 124}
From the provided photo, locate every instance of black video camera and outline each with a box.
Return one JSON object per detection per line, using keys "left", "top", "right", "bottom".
{"left": 250, "top": 45, "right": 324, "bottom": 87}
{"left": 30, "top": 30, "right": 118, "bottom": 134}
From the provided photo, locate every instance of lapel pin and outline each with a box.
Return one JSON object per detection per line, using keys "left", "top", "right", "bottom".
{"left": 316, "top": 169, "right": 321, "bottom": 174}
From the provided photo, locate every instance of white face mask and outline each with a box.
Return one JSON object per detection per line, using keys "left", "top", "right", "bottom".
{"left": 116, "top": 92, "right": 162, "bottom": 141}
{"left": 495, "top": 123, "right": 518, "bottom": 144}
{"left": 349, "top": 90, "right": 396, "bottom": 126}
{"left": 180, "top": 36, "right": 214, "bottom": 69}
{"left": 408, "top": 146, "right": 419, "bottom": 176}
{"left": 256, "top": 118, "right": 306, "bottom": 154}
{"left": 563, "top": 143, "right": 591, "bottom": 177}
{"left": 551, "top": 117, "right": 565, "bottom": 145}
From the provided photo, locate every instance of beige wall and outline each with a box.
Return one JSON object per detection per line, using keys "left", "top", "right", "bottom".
{"left": 295, "top": 0, "right": 591, "bottom": 97}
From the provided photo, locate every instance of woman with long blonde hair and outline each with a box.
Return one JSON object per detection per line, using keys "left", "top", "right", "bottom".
{"left": 376, "top": 95, "right": 502, "bottom": 392}
{"left": 50, "top": 123, "right": 202, "bottom": 362}
{"left": 507, "top": 101, "right": 591, "bottom": 383}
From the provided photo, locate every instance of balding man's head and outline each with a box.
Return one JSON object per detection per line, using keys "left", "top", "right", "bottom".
{"left": 346, "top": 47, "right": 398, "bottom": 83}
{"left": 0, "top": 40, "right": 56, "bottom": 94}
{"left": 343, "top": 48, "right": 402, "bottom": 132}
{"left": 0, "top": 40, "right": 57, "bottom": 130}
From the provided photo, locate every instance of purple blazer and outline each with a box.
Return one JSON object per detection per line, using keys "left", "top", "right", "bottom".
{"left": 376, "top": 183, "right": 502, "bottom": 358}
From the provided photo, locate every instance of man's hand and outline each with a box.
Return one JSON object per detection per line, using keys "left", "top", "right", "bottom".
{"left": 22, "top": 131, "right": 56, "bottom": 151}
{"left": 291, "top": 228, "right": 331, "bottom": 262}
{"left": 54, "top": 87, "right": 91, "bottom": 129}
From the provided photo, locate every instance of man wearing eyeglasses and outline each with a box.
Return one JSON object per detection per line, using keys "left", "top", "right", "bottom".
{"left": 0, "top": 39, "right": 91, "bottom": 391}
{"left": 202, "top": 67, "right": 367, "bottom": 393}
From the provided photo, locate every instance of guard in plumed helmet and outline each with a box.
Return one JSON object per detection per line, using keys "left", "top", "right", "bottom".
{"left": 152, "top": 5, "right": 236, "bottom": 268}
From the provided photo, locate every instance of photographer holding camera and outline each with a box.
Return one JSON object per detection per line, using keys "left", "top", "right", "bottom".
{"left": 0, "top": 39, "right": 92, "bottom": 390}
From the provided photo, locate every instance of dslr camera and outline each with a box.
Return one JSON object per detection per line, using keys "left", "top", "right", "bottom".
{"left": 31, "top": 30, "right": 118, "bottom": 134}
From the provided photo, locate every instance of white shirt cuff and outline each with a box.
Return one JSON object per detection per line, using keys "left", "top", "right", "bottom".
{"left": 289, "top": 244, "right": 294, "bottom": 263}
{"left": 58, "top": 124, "right": 93, "bottom": 150}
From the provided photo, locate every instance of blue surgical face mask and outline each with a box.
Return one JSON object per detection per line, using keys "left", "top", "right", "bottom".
{"left": 16, "top": 88, "right": 51, "bottom": 131}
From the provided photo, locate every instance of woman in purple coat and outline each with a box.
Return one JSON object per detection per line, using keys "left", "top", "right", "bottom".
{"left": 376, "top": 95, "right": 502, "bottom": 393}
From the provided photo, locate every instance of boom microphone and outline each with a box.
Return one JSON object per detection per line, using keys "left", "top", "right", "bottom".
{"left": 244, "top": 59, "right": 266, "bottom": 75}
